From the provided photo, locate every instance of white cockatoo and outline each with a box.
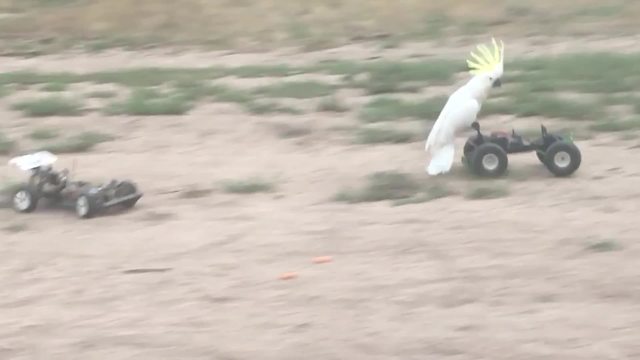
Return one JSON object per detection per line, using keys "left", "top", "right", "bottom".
{"left": 424, "top": 38, "right": 505, "bottom": 175}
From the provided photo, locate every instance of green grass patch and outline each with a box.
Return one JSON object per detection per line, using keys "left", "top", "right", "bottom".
{"left": 105, "top": 88, "right": 193, "bottom": 115}
{"left": 226, "top": 64, "right": 297, "bottom": 78}
{"left": 392, "top": 182, "right": 454, "bottom": 206}
{"left": 464, "top": 184, "right": 510, "bottom": 200}
{"left": 359, "top": 96, "right": 446, "bottom": 122}
{"left": 12, "top": 96, "right": 83, "bottom": 117}
{"left": 87, "top": 90, "right": 118, "bottom": 98}
{"left": 221, "top": 177, "right": 275, "bottom": 194}
{"left": 0, "top": 71, "right": 78, "bottom": 86}
{"left": 585, "top": 239, "right": 622, "bottom": 252}
{"left": 510, "top": 53, "right": 640, "bottom": 94}
{"left": 41, "top": 82, "right": 68, "bottom": 92}
{"left": 87, "top": 68, "right": 219, "bottom": 87}
{"left": 28, "top": 128, "right": 59, "bottom": 140}
{"left": 338, "top": 60, "right": 461, "bottom": 95}
{"left": 589, "top": 118, "right": 640, "bottom": 132}
{"left": 209, "top": 85, "right": 254, "bottom": 104}
{"left": 354, "top": 127, "right": 418, "bottom": 144}
{"left": 334, "top": 171, "right": 421, "bottom": 203}
{"left": 482, "top": 93, "right": 603, "bottom": 120}
{"left": 255, "top": 81, "right": 334, "bottom": 99}
{"left": 36, "top": 131, "right": 115, "bottom": 153}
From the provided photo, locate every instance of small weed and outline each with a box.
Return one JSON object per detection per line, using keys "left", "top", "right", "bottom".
{"left": 359, "top": 96, "right": 446, "bottom": 123}
{"left": 243, "top": 101, "right": 302, "bottom": 115}
{"left": 355, "top": 127, "right": 417, "bottom": 144}
{"left": 221, "top": 177, "right": 275, "bottom": 194}
{"left": 334, "top": 171, "right": 420, "bottom": 203}
{"left": 37, "top": 131, "right": 114, "bottom": 153}
{"left": 3, "top": 223, "right": 28, "bottom": 233}
{"left": 179, "top": 186, "right": 214, "bottom": 199}
{"left": 41, "top": 82, "right": 68, "bottom": 92}
{"left": 392, "top": 183, "right": 453, "bottom": 206}
{"left": 272, "top": 123, "right": 312, "bottom": 139}
{"left": 255, "top": 81, "right": 334, "bottom": 99}
{"left": 28, "top": 128, "right": 59, "bottom": 140}
{"left": 317, "top": 96, "right": 349, "bottom": 112}
{"left": 464, "top": 184, "right": 510, "bottom": 200}
{"left": 105, "top": 88, "right": 193, "bottom": 115}
{"left": 586, "top": 240, "right": 622, "bottom": 252}
{"left": 0, "top": 133, "right": 16, "bottom": 155}
{"left": 12, "top": 96, "right": 83, "bottom": 117}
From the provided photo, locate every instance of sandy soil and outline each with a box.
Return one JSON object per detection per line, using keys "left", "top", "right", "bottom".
{"left": 1, "top": 39, "right": 640, "bottom": 359}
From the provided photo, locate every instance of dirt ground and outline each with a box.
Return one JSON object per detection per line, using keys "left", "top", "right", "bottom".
{"left": 1, "top": 40, "right": 640, "bottom": 360}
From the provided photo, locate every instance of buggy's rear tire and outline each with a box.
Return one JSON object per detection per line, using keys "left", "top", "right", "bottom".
{"left": 543, "top": 141, "right": 581, "bottom": 177}
{"left": 75, "top": 194, "right": 100, "bottom": 219}
{"left": 114, "top": 181, "right": 139, "bottom": 208}
{"left": 12, "top": 186, "right": 38, "bottom": 213}
{"left": 535, "top": 151, "right": 545, "bottom": 163}
{"left": 470, "top": 143, "right": 509, "bottom": 177}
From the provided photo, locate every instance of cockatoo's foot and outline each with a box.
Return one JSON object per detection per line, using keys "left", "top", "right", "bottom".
{"left": 471, "top": 121, "right": 482, "bottom": 138}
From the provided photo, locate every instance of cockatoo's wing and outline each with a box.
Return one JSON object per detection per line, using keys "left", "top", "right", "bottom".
{"left": 425, "top": 96, "right": 480, "bottom": 175}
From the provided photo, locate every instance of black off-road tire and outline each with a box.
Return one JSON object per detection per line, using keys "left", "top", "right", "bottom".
{"left": 470, "top": 142, "right": 509, "bottom": 177}
{"left": 114, "top": 181, "right": 139, "bottom": 208}
{"left": 543, "top": 141, "right": 581, "bottom": 177}
{"left": 12, "top": 186, "right": 39, "bottom": 213}
{"left": 75, "top": 193, "right": 101, "bottom": 219}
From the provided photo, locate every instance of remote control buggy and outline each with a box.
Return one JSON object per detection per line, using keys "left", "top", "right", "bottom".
{"left": 461, "top": 123, "right": 581, "bottom": 178}
{"left": 8, "top": 151, "right": 142, "bottom": 219}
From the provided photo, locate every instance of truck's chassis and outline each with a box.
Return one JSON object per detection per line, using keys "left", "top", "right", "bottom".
{"left": 461, "top": 123, "right": 582, "bottom": 178}
{"left": 11, "top": 162, "right": 142, "bottom": 219}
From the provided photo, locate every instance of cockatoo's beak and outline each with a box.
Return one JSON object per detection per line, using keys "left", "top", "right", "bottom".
{"left": 492, "top": 78, "right": 502, "bottom": 88}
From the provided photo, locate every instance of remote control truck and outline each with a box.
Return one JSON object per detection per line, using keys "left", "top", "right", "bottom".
{"left": 461, "top": 123, "right": 581, "bottom": 178}
{"left": 8, "top": 151, "right": 142, "bottom": 219}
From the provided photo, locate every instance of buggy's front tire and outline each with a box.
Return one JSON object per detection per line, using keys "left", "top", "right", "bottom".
{"left": 543, "top": 141, "right": 581, "bottom": 177}
{"left": 470, "top": 143, "right": 509, "bottom": 178}
{"left": 75, "top": 194, "right": 100, "bottom": 219}
{"left": 12, "top": 186, "right": 39, "bottom": 213}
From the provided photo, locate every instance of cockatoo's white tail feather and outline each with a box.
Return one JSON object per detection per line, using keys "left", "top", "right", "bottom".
{"left": 426, "top": 143, "right": 455, "bottom": 175}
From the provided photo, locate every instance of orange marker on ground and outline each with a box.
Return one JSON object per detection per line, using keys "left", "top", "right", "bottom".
{"left": 279, "top": 272, "right": 298, "bottom": 280}
{"left": 312, "top": 256, "right": 333, "bottom": 264}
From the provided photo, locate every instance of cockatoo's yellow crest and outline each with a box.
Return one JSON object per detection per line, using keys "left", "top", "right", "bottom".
{"left": 466, "top": 38, "right": 504, "bottom": 76}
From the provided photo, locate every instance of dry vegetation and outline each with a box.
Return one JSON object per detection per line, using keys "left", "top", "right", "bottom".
{"left": 0, "top": 0, "right": 638, "bottom": 52}
{"left": 0, "top": 1, "right": 640, "bottom": 359}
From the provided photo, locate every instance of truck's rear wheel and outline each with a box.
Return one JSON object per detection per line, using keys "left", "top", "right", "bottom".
{"left": 470, "top": 143, "right": 509, "bottom": 178}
